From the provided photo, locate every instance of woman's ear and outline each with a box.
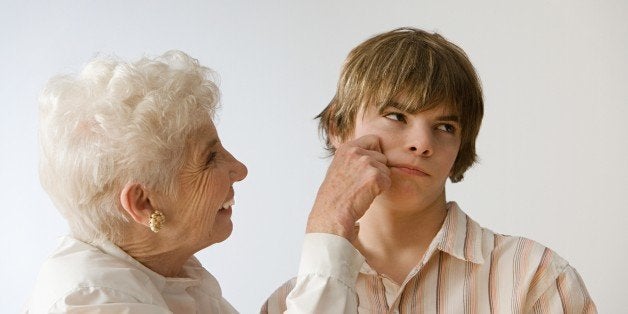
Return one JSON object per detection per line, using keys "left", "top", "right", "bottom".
{"left": 120, "top": 182, "right": 154, "bottom": 227}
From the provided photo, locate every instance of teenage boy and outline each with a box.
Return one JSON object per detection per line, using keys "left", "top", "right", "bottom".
{"left": 264, "top": 27, "right": 595, "bottom": 313}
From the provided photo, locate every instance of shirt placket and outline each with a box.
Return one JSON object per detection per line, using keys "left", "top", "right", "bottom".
{"left": 384, "top": 239, "right": 444, "bottom": 313}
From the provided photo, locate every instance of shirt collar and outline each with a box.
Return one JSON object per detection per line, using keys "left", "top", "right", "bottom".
{"left": 82, "top": 236, "right": 203, "bottom": 291}
{"left": 435, "top": 202, "right": 485, "bottom": 264}
{"left": 359, "top": 202, "right": 486, "bottom": 275}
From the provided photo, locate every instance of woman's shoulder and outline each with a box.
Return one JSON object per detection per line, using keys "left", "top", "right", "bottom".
{"left": 39, "top": 236, "right": 158, "bottom": 287}
{"left": 26, "top": 236, "right": 166, "bottom": 312}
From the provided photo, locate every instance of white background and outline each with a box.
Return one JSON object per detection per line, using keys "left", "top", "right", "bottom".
{"left": 1, "top": 1, "right": 626, "bottom": 313}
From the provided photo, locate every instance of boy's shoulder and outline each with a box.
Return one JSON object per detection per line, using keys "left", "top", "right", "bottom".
{"left": 445, "top": 203, "right": 570, "bottom": 272}
{"left": 468, "top": 214, "right": 571, "bottom": 285}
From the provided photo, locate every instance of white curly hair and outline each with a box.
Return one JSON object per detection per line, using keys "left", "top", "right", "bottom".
{"left": 38, "top": 50, "right": 220, "bottom": 243}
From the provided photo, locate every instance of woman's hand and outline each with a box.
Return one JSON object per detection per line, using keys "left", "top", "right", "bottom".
{"left": 306, "top": 135, "right": 391, "bottom": 241}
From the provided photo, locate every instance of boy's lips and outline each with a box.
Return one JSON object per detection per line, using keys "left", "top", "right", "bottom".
{"left": 389, "top": 163, "right": 430, "bottom": 176}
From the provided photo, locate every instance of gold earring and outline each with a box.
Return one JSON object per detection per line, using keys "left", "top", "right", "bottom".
{"left": 149, "top": 210, "right": 166, "bottom": 233}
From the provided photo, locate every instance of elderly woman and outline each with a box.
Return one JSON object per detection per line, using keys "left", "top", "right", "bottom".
{"left": 26, "top": 51, "right": 248, "bottom": 312}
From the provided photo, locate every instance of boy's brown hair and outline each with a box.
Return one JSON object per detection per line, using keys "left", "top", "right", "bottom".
{"left": 317, "top": 27, "right": 484, "bottom": 182}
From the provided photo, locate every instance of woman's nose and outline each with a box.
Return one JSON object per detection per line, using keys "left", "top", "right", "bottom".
{"left": 230, "top": 156, "right": 248, "bottom": 182}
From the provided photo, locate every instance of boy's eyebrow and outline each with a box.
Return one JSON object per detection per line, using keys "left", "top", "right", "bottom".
{"left": 437, "top": 115, "right": 460, "bottom": 122}
{"left": 383, "top": 101, "right": 404, "bottom": 110}
{"left": 383, "top": 102, "right": 460, "bottom": 122}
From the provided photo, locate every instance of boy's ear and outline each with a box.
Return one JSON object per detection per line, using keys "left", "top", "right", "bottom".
{"left": 321, "top": 97, "right": 347, "bottom": 150}
{"left": 120, "top": 182, "right": 155, "bottom": 227}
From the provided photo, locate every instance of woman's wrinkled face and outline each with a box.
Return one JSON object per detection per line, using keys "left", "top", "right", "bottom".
{"left": 163, "top": 121, "right": 247, "bottom": 250}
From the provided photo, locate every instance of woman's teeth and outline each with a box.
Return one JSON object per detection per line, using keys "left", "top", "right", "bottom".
{"left": 221, "top": 198, "right": 235, "bottom": 210}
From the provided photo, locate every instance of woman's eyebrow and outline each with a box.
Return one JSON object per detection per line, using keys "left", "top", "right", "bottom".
{"left": 208, "top": 138, "right": 219, "bottom": 148}
{"left": 200, "top": 138, "right": 219, "bottom": 156}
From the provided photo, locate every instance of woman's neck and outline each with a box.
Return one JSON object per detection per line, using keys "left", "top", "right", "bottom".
{"left": 117, "top": 226, "right": 194, "bottom": 278}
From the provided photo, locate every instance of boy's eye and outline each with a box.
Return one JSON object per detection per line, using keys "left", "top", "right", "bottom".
{"left": 437, "top": 124, "right": 456, "bottom": 133}
{"left": 384, "top": 112, "right": 407, "bottom": 122}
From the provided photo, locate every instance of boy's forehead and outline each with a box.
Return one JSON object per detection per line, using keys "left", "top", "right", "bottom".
{"left": 371, "top": 94, "right": 459, "bottom": 115}
{"left": 357, "top": 98, "right": 459, "bottom": 119}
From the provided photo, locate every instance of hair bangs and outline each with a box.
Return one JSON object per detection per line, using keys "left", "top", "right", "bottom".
{"left": 319, "top": 28, "right": 484, "bottom": 182}
{"left": 355, "top": 38, "right": 462, "bottom": 116}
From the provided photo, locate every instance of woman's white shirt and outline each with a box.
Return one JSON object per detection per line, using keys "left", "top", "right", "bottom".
{"left": 24, "top": 236, "right": 238, "bottom": 314}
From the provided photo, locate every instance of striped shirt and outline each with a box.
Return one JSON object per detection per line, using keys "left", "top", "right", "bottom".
{"left": 263, "top": 202, "right": 596, "bottom": 313}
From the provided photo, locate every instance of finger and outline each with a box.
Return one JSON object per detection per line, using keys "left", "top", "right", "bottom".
{"left": 350, "top": 222, "right": 360, "bottom": 245}
{"left": 352, "top": 134, "right": 383, "bottom": 153}
{"left": 355, "top": 147, "right": 387, "bottom": 165}
{"left": 363, "top": 167, "right": 392, "bottom": 196}
{"left": 369, "top": 158, "right": 391, "bottom": 176}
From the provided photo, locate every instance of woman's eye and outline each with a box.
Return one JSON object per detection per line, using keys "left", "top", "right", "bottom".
{"left": 437, "top": 124, "right": 456, "bottom": 133}
{"left": 205, "top": 151, "right": 218, "bottom": 166}
{"left": 384, "top": 112, "right": 406, "bottom": 122}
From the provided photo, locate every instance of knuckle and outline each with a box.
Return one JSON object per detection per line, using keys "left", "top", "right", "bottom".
{"left": 378, "top": 153, "right": 388, "bottom": 162}
{"left": 379, "top": 175, "right": 392, "bottom": 187}
{"left": 347, "top": 146, "right": 361, "bottom": 156}
{"left": 371, "top": 170, "right": 390, "bottom": 185}
{"left": 357, "top": 154, "right": 371, "bottom": 164}
{"left": 364, "top": 169, "right": 380, "bottom": 183}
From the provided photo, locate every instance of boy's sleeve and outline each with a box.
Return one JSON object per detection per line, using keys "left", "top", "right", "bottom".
{"left": 529, "top": 265, "right": 597, "bottom": 313}
{"left": 264, "top": 233, "right": 364, "bottom": 314}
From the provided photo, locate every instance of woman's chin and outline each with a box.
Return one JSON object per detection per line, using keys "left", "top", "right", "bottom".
{"left": 208, "top": 220, "right": 233, "bottom": 245}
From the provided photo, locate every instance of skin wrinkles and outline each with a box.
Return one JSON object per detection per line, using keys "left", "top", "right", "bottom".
{"left": 160, "top": 123, "right": 246, "bottom": 254}
{"left": 118, "top": 120, "right": 247, "bottom": 278}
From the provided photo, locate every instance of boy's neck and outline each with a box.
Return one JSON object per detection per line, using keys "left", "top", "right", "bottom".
{"left": 354, "top": 191, "right": 449, "bottom": 284}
